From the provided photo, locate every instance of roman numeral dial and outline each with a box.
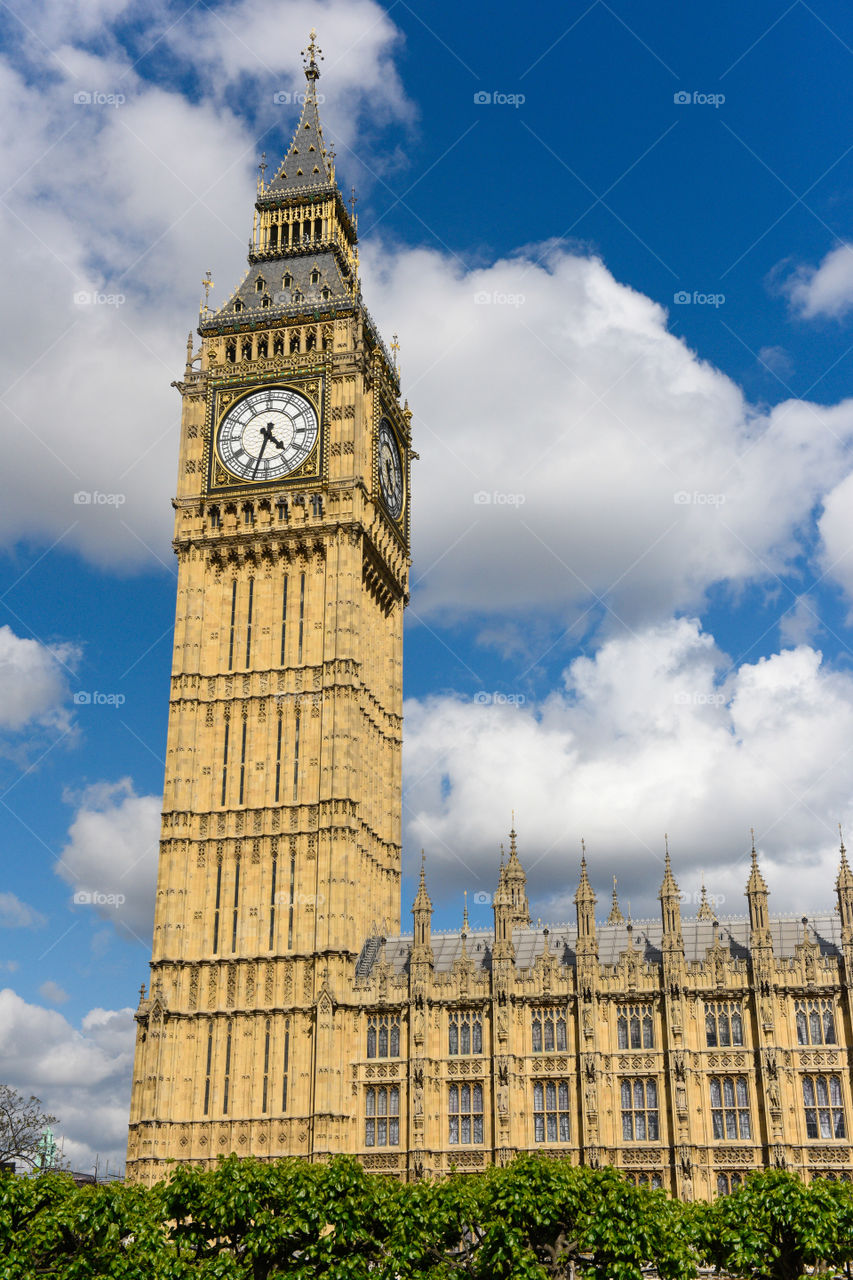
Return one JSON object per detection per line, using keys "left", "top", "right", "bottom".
{"left": 216, "top": 387, "right": 319, "bottom": 482}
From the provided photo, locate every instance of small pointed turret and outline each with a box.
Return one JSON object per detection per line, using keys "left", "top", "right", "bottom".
{"left": 745, "top": 830, "right": 772, "bottom": 945}
{"left": 574, "top": 842, "right": 597, "bottom": 949}
{"left": 411, "top": 852, "right": 433, "bottom": 962}
{"left": 658, "top": 837, "right": 684, "bottom": 952}
{"left": 504, "top": 817, "right": 531, "bottom": 927}
{"left": 493, "top": 846, "right": 515, "bottom": 960}
{"left": 606, "top": 875, "right": 624, "bottom": 925}
{"left": 836, "top": 825, "right": 853, "bottom": 941}
{"left": 696, "top": 882, "right": 714, "bottom": 921}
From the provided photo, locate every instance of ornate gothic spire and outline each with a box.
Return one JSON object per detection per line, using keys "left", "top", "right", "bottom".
{"left": 503, "top": 817, "right": 531, "bottom": 927}
{"left": 606, "top": 875, "right": 625, "bottom": 925}
{"left": 696, "top": 882, "right": 714, "bottom": 921}
{"left": 574, "top": 843, "right": 597, "bottom": 948}
{"left": 411, "top": 852, "right": 433, "bottom": 962}
{"left": 658, "top": 837, "right": 684, "bottom": 952}
{"left": 203, "top": 29, "right": 360, "bottom": 331}
{"left": 836, "top": 824, "right": 853, "bottom": 941}
{"left": 265, "top": 30, "right": 335, "bottom": 195}
{"left": 745, "top": 829, "right": 772, "bottom": 946}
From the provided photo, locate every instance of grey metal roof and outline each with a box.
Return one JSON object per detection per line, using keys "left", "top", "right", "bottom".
{"left": 371, "top": 913, "right": 842, "bottom": 978}
{"left": 217, "top": 250, "right": 354, "bottom": 321}
{"left": 267, "top": 75, "right": 333, "bottom": 196}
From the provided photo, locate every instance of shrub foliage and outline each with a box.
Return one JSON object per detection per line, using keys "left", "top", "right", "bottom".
{"left": 2, "top": 1155, "right": 852, "bottom": 1279}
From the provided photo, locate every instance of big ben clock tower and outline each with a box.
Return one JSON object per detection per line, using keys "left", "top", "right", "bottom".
{"left": 127, "top": 34, "right": 411, "bottom": 1182}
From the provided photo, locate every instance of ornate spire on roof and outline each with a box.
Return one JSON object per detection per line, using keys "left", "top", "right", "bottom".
{"left": 574, "top": 842, "right": 596, "bottom": 906}
{"left": 412, "top": 850, "right": 432, "bottom": 914}
{"left": 837, "top": 823, "right": 853, "bottom": 941}
{"left": 606, "top": 875, "right": 624, "bottom": 925}
{"left": 462, "top": 889, "right": 470, "bottom": 934}
{"left": 746, "top": 828, "right": 768, "bottom": 896}
{"left": 265, "top": 30, "right": 334, "bottom": 196}
{"left": 658, "top": 836, "right": 680, "bottom": 901}
{"left": 697, "top": 881, "right": 714, "bottom": 921}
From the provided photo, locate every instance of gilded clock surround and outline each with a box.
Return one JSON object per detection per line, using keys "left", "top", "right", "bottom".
{"left": 128, "top": 36, "right": 853, "bottom": 1199}
{"left": 208, "top": 377, "right": 325, "bottom": 492}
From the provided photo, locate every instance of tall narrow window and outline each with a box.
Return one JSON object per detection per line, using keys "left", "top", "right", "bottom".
{"left": 292, "top": 710, "right": 300, "bottom": 799}
{"left": 803, "top": 1075, "right": 846, "bottom": 1139}
{"left": 212, "top": 861, "right": 222, "bottom": 954}
{"left": 365, "top": 1086, "right": 400, "bottom": 1147}
{"left": 448, "top": 1083, "right": 484, "bottom": 1145}
{"left": 533, "top": 1081, "right": 570, "bottom": 1143}
{"left": 268, "top": 854, "right": 277, "bottom": 949}
{"left": 245, "top": 577, "right": 254, "bottom": 667}
{"left": 796, "top": 999, "right": 837, "bottom": 1046}
{"left": 532, "top": 1009, "right": 568, "bottom": 1053}
{"left": 274, "top": 716, "right": 283, "bottom": 803}
{"left": 231, "top": 859, "right": 240, "bottom": 952}
{"left": 262, "top": 1020, "right": 271, "bottom": 1113}
{"left": 710, "top": 1076, "right": 751, "bottom": 1140}
{"left": 227, "top": 579, "right": 237, "bottom": 669}
{"left": 282, "top": 1022, "right": 290, "bottom": 1111}
{"left": 238, "top": 720, "right": 247, "bottom": 805}
{"left": 621, "top": 1078, "right": 659, "bottom": 1140}
{"left": 280, "top": 575, "right": 288, "bottom": 665}
{"left": 449, "top": 1011, "right": 483, "bottom": 1055}
{"left": 705, "top": 1003, "right": 745, "bottom": 1048}
{"left": 297, "top": 572, "right": 305, "bottom": 662}
{"left": 367, "top": 1015, "right": 401, "bottom": 1058}
{"left": 617, "top": 1004, "right": 654, "bottom": 1050}
{"left": 287, "top": 849, "right": 296, "bottom": 949}
{"left": 203, "top": 1022, "right": 213, "bottom": 1115}
{"left": 222, "top": 1020, "right": 233, "bottom": 1115}
{"left": 220, "top": 721, "right": 230, "bottom": 806}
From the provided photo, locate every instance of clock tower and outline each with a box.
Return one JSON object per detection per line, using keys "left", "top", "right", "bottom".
{"left": 126, "top": 34, "right": 411, "bottom": 1182}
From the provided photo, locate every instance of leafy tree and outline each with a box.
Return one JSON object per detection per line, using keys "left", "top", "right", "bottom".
{"left": 700, "top": 1168, "right": 853, "bottom": 1280}
{"left": 0, "top": 1086, "right": 59, "bottom": 1172}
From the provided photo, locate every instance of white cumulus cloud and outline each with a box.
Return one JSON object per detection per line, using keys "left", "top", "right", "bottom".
{"left": 0, "top": 625, "right": 77, "bottom": 733}
{"left": 782, "top": 243, "right": 853, "bottom": 320}
{"left": 56, "top": 779, "right": 160, "bottom": 938}
{"left": 0, "top": 989, "right": 134, "bottom": 1173}
{"left": 403, "top": 617, "right": 853, "bottom": 922}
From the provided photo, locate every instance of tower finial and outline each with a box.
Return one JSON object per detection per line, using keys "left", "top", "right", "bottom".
{"left": 462, "top": 889, "right": 469, "bottom": 933}
{"left": 302, "top": 28, "right": 323, "bottom": 76}
{"left": 391, "top": 332, "right": 400, "bottom": 370}
{"left": 840, "top": 822, "right": 846, "bottom": 858}
{"left": 200, "top": 269, "right": 214, "bottom": 315}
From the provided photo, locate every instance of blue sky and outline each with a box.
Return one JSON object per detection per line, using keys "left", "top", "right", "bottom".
{"left": 2, "top": 0, "right": 853, "bottom": 1168}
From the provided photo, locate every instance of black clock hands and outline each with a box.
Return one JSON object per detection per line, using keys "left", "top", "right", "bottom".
{"left": 252, "top": 421, "right": 286, "bottom": 478}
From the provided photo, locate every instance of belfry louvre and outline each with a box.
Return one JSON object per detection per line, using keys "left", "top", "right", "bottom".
{"left": 126, "top": 38, "right": 853, "bottom": 1198}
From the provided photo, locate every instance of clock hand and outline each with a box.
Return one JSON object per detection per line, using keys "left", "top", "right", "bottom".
{"left": 252, "top": 427, "right": 271, "bottom": 478}
{"left": 261, "top": 421, "right": 286, "bottom": 450}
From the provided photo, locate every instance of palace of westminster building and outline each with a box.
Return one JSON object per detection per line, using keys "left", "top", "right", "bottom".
{"left": 126, "top": 37, "right": 853, "bottom": 1198}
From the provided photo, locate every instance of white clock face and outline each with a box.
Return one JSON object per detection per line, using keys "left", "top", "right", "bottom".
{"left": 377, "top": 419, "right": 403, "bottom": 519}
{"left": 217, "top": 387, "right": 319, "bottom": 482}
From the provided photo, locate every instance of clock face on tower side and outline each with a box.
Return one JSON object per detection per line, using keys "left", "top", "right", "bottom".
{"left": 377, "top": 418, "right": 404, "bottom": 519}
{"left": 216, "top": 387, "right": 319, "bottom": 483}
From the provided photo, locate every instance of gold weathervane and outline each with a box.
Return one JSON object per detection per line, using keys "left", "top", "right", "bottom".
{"left": 200, "top": 269, "right": 214, "bottom": 313}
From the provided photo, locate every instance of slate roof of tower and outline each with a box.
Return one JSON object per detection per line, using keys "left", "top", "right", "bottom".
{"left": 265, "top": 65, "right": 334, "bottom": 195}
{"left": 366, "top": 913, "right": 843, "bottom": 978}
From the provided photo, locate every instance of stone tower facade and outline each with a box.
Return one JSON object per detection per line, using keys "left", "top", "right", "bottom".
{"left": 126, "top": 35, "right": 411, "bottom": 1180}
{"left": 127, "top": 41, "right": 853, "bottom": 1198}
